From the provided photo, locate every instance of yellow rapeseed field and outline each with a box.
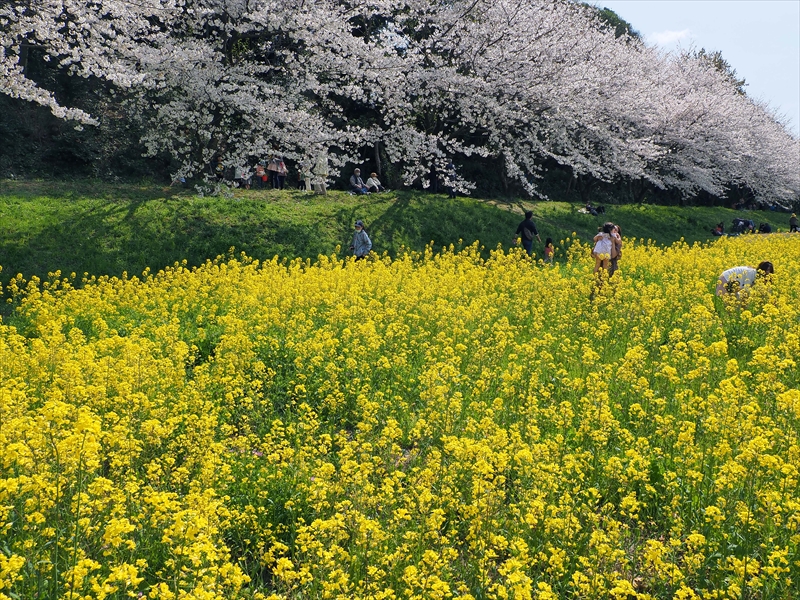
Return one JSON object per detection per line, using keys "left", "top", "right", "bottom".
{"left": 1, "top": 234, "right": 798, "bottom": 599}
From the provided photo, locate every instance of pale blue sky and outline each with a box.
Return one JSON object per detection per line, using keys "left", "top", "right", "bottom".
{"left": 594, "top": 0, "right": 800, "bottom": 137}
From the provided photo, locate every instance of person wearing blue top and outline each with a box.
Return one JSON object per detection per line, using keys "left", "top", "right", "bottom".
{"left": 350, "top": 220, "right": 372, "bottom": 260}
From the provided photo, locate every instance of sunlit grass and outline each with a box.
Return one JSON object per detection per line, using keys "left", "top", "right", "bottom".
{"left": 2, "top": 179, "right": 794, "bottom": 298}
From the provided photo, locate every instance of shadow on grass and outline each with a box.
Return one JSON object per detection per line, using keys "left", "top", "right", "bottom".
{"left": 342, "top": 192, "right": 522, "bottom": 258}
{"left": 2, "top": 187, "right": 519, "bottom": 299}
{"left": 2, "top": 180, "right": 793, "bottom": 307}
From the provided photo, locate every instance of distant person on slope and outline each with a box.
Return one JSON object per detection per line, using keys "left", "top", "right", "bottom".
{"left": 350, "top": 220, "right": 372, "bottom": 260}
{"left": 609, "top": 224, "right": 623, "bottom": 276}
{"left": 254, "top": 164, "right": 268, "bottom": 189}
{"left": 716, "top": 262, "right": 774, "bottom": 296}
{"left": 350, "top": 169, "right": 369, "bottom": 195}
{"left": 514, "top": 211, "right": 541, "bottom": 256}
{"left": 543, "top": 238, "right": 555, "bottom": 264}
{"left": 366, "top": 172, "right": 385, "bottom": 193}
{"left": 790, "top": 213, "right": 799, "bottom": 233}
{"left": 313, "top": 151, "right": 329, "bottom": 195}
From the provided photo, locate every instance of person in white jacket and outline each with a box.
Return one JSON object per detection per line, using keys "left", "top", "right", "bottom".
{"left": 716, "top": 262, "right": 773, "bottom": 296}
{"left": 313, "top": 151, "right": 328, "bottom": 195}
{"left": 365, "top": 172, "right": 385, "bottom": 193}
{"left": 592, "top": 222, "right": 614, "bottom": 273}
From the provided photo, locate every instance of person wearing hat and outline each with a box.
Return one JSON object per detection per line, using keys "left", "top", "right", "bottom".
{"left": 790, "top": 213, "right": 798, "bottom": 233}
{"left": 365, "top": 172, "right": 385, "bottom": 193}
{"left": 350, "top": 169, "right": 369, "bottom": 195}
{"left": 350, "top": 220, "right": 372, "bottom": 260}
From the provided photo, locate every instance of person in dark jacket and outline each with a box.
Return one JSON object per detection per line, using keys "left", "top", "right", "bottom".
{"left": 513, "top": 211, "right": 541, "bottom": 256}
{"left": 350, "top": 169, "right": 369, "bottom": 195}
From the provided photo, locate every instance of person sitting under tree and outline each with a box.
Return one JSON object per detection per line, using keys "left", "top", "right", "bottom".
{"left": 350, "top": 169, "right": 369, "bottom": 194}
{"left": 365, "top": 172, "right": 385, "bottom": 193}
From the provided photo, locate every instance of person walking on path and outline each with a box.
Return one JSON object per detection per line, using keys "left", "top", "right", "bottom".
{"left": 514, "top": 211, "right": 541, "bottom": 256}
{"left": 313, "top": 151, "right": 329, "bottom": 195}
{"left": 350, "top": 220, "right": 372, "bottom": 260}
{"left": 275, "top": 157, "right": 288, "bottom": 189}
{"left": 267, "top": 153, "right": 287, "bottom": 189}
{"left": 790, "top": 213, "right": 799, "bottom": 233}
{"left": 298, "top": 159, "right": 313, "bottom": 191}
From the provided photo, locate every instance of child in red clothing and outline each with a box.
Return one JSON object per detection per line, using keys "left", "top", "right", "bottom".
{"left": 543, "top": 237, "right": 554, "bottom": 263}
{"left": 254, "top": 164, "right": 268, "bottom": 188}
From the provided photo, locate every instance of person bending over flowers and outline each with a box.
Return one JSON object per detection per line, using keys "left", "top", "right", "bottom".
{"left": 716, "top": 261, "right": 774, "bottom": 296}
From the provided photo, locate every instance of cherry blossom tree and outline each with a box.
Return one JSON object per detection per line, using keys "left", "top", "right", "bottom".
{"left": 1, "top": 0, "right": 797, "bottom": 202}
{"left": 402, "top": 0, "right": 798, "bottom": 202}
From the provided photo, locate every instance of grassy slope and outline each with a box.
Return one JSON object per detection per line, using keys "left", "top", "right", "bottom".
{"left": 1, "top": 179, "right": 794, "bottom": 288}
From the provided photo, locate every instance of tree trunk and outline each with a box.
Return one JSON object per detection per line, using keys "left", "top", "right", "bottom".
{"left": 500, "top": 153, "right": 508, "bottom": 195}
{"left": 20, "top": 44, "right": 29, "bottom": 75}
{"left": 630, "top": 179, "right": 648, "bottom": 204}
{"left": 374, "top": 141, "right": 381, "bottom": 177}
{"left": 577, "top": 174, "right": 596, "bottom": 205}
